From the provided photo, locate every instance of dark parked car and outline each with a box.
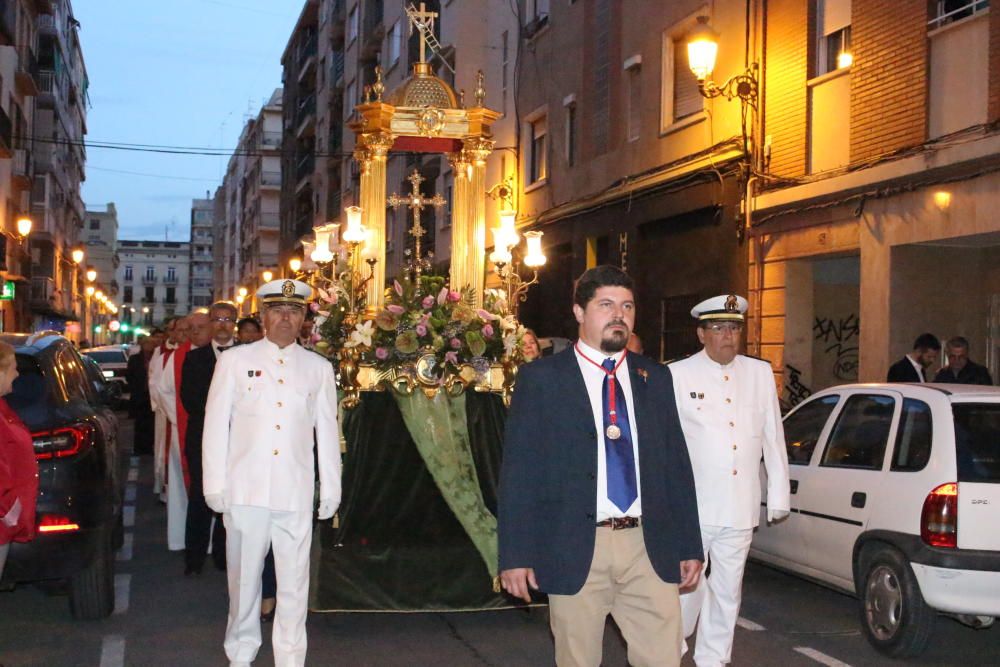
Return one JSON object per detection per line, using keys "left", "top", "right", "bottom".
{"left": 82, "top": 345, "right": 131, "bottom": 403}
{"left": 0, "top": 332, "right": 123, "bottom": 619}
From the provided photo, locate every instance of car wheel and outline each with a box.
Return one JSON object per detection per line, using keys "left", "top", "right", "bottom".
{"left": 69, "top": 528, "right": 115, "bottom": 620}
{"left": 857, "top": 545, "right": 935, "bottom": 657}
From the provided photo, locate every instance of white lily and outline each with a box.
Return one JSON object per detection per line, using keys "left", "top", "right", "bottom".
{"left": 345, "top": 320, "right": 375, "bottom": 348}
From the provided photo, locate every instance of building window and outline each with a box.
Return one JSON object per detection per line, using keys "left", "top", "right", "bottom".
{"left": 527, "top": 113, "right": 548, "bottom": 185}
{"left": 348, "top": 5, "right": 359, "bottom": 43}
{"left": 816, "top": 0, "right": 852, "bottom": 76}
{"left": 660, "top": 25, "right": 703, "bottom": 130}
{"left": 166, "top": 287, "right": 176, "bottom": 304}
{"left": 144, "top": 286, "right": 154, "bottom": 302}
{"left": 124, "top": 265, "right": 133, "bottom": 281}
{"left": 387, "top": 20, "right": 402, "bottom": 68}
{"left": 525, "top": 0, "right": 550, "bottom": 33}
{"left": 123, "top": 286, "right": 133, "bottom": 303}
{"left": 928, "top": 0, "right": 988, "bottom": 30}
{"left": 89, "top": 219, "right": 100, "bottom": 230}
{"left": 625, "top": 56, "right": 642, "bottom": 142}
{"left": 564, "top": 96, "right": 577, "bottom": 166}
{"left": 345, "top": 80, "right": 357, "bottom": 119}
{"left": 145, "top": 266, "right": 155, "bottom": 281}
{"left": 166, "top": 266, "right": 176, "bottom": 282}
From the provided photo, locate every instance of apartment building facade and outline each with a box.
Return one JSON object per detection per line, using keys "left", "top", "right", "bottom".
{"left": 189, "top": 194, "right": 214, "bottom": 308}
{"left": 514, "top": 0, "right": 752, "bottom": 357}
{"left": 116, "top": 240, "right": 191, "bottom": 326}
{"left": 749, "top": 0, "right": 1000, "bottom": 403}
{"left": 215, "top": 89, "right": 283, "bottom": 307}
{"left": 29, "top": 0, "right": 88, "bottom": 333}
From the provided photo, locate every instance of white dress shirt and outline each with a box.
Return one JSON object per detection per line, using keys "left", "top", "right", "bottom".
{"left": 574, "top": 339, "right": 642, "bottom": 521}
{"left": 906, "top": 354, "right": 925, "bottom": 382}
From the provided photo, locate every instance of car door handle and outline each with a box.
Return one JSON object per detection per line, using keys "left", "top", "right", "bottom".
{"left": 851, "top": 492, "right": 866, "bottom": 508}
{"left": 790, "top": 479, "right": 798, "bottom": 494}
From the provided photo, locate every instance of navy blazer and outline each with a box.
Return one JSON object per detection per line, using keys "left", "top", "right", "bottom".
{"left": 498, "top": 347, "right": 704, "bottom": 595}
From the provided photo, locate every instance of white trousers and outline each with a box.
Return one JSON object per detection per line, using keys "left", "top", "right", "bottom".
{"left": 165, "top": 423, "right": 187, "bottom": 551}
{"left": 152, "top": 408, "right": 167, "bottom": 495}
{"left": 680, "top": 525, "right": 753, "bottom": 667}
{"left": 223, "top": 505, "right": 312, "bottom": 667}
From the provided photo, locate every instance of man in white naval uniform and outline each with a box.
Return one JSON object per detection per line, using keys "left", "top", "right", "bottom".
{"left": 203, "top": 279, "right": 340, "bottom": 667}
{"left": 669, "top": 295, "right": 790, "bottom": 667}
{"left": 148, "top": 318, "right": 180, "bottom": 499}
{"left": 155, "top": 315, "right": 192, "bottom": 550}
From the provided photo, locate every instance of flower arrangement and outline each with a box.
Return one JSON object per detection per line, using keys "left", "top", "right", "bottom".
{"left": 328, "top": 274, "right": 524, "bottom": 381}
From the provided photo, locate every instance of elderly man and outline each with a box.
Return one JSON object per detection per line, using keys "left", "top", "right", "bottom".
{"left": 149, "top": 317, "right": 182, "bottom": 499}
{"left": 203, "top": 279, "right": 340, "bottom": 667}
{"left": 933, "top": 336, "right": 994, "bottom": 385}
{"left": 181, "top": 304, "right": 237, "bottom": 575}
{"left": 669, "top": 295, "right": 790, "bottom": 667}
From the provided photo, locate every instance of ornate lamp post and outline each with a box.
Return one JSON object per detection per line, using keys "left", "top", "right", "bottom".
{"left": 488, "top": 205, "right": 546, "bottom": 318}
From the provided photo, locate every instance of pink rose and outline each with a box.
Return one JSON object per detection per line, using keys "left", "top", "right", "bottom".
{"left": 416, "top": 324, "right": 428, "bottom": 336}
{"left": 445, "top": 351, "right": 459, "bottom": 365}
{"left": 421, "top": 295, "right": 435, "bottom": 309}
{"left": 447, "top": 290, "right": 461, "bottom": 303}
{"left": 437, "top": 287, "right": 449, "bottom": 306}
{"left": 386, "top": 304, "right": 405, "bottom": 314}
{"left": 482, "top": 324, "right": 494, "bottom": 337}
{"left": 450, "top": 338, "right": 462, "bottom": 349}
{"left": 375, "top": 347, "right": 389, "bottom": 360}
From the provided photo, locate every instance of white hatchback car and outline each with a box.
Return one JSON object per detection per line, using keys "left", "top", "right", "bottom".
{"left": 751, "top": 383, "right": 1000, "bottom": 657}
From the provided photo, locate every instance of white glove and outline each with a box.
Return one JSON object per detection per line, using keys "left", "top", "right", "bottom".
{"left": 2, "top": 497, "right": 22, "bottom": 527}
{"left": 768, "top": 508, "right": 790, "bottom": 523}
{"left": 205, "top": 493, "right": 228, "bottom": 514}
{"left": 317, "top": 497, "right": 337, "bottom": 520}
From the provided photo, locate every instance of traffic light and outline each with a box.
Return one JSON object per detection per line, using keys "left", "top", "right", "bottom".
{"left": 120, "top": 323, "right": 130, "bottom": 333}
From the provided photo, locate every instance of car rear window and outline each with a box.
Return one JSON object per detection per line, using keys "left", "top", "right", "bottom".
{"left": 84, "top": 350, "right": 126, "bottom": 363}
{"left": 953, "top": 403, "right": 1000, "bottom": 483}
{"left": 6, "top": 354, "right": 51, "bottom": 428}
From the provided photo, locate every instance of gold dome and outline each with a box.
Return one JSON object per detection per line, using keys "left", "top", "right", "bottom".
{"left": 386, "top": 62, "right": 459, "bottom": 109}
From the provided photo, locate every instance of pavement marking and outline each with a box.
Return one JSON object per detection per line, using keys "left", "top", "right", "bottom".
{"left": 794, "top": 646, "right": 853, "bottom": 667}
{"left": 116, "top": 532, "right": 133, "bottom": 561}
{"left": 123, "top": 505, "right": 135, "bottom": 528}
{"left": 127, "top": 467, "right": 138, "bottom": 482}
{"left": 113, "top": 574, "right": 131, "bottom": 615}
{"left": 99, "top": 635, "right": 126, "bottom": 667}
{"left": 124, "top": 485, "right": 137, "bottom": 503}
{"left": 736, "top": 616, "right": 766, "bottom": 631}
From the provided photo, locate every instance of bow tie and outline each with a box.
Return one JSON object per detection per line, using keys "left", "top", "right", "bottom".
{"left": 216, "top": 344, "right": 233, "bottom": 352}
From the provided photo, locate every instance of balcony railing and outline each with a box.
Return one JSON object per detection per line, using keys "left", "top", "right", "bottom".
{"left": 163, "top": 275, "right": 178, "bottom": 285}
{"left": 142, "top": 275, "right": 157, "bottom": 286}
{"left": 332, "top": 50, "right": 345, "bottom": 86}
{"left": 261, "top": 170, "right": 281, "bottom": 187}
{"left": 297, "top": 32, "right": 318, "bottom": 70}
{"left": 0, "top": 105, "right": 11, "bottom": 157}
{"left": 296, "top": 154, "right": 315, "bottom": 182}
{"left": 296, "top": 94, "right": 316, "bottom": 128}
{"left": 30, "top": 276, "right": 55, "bottom": 308}
{"left": 16, "top": 47, "right": 39, "bottom": 96}
{"left": 261, "top": 131, "right": 282, "bottom": 147}
{"left": 13, "top": 148, "right": 31, "bottom": 189}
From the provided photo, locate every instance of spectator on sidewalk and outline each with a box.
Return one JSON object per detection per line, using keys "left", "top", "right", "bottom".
{"left": 0, "top": 341, "right": 37, "bottom": 579}
{"left": 126, "top": 332, "right": 161, "bottom": 455}
{"left": 934, "top": 336, "right": 993, "bottom": 385}
{"left": 887, "top": 333, "right": 941, "bottom": 383}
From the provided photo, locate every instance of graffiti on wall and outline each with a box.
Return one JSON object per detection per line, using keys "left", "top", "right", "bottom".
{"left": 814, "top": 313, "right": 859, "bottom": 381}
{"left": 782, "top": 364, "right": 812, "bottom": 410}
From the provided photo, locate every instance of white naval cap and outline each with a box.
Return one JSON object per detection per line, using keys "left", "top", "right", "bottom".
{"left": 256, "top": 279, "right": 313, "bottom": 308}
{"left": 690, "top": 294, "right": 748, "bottom": 322}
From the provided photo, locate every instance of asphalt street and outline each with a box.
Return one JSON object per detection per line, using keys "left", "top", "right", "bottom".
{"left": 0, "top": 415, "right": 997, "bottom": 666}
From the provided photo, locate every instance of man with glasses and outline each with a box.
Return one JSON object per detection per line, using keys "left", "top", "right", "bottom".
{"left": 203, "top": 279, "right": 340, "bottom": 667}
{"left": 669, "top": 295, "right": 790, "bottom": 667}
{"left": 180, "top": 301, "right": 239, "bottom": 575}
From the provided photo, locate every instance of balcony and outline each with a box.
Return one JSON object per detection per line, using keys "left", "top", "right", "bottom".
{"left": 141, "top": 296, "right": 157, "bottom": 304}
{"left": 0, "top": 105, "right": 11, "bottom": 158}
{"left": 361, "top": 0, "right": 384, "bottom": 59}
{"left": 331, "top": 50, "right": 345, "bottom": 87}
{"left": 261, "top": 170, "right": 281, "bottom": 189}
{"left": 260, "top": 212, "right": 280, "bottom": 230}
{"left": 16, "top": 48, "right": 39, "bottom": 97}
{"left": 13, "top": 148, "right": 32, "bottom": 190}
{"left": 295, "top": 94, "right": 316, "bottom": 137}
{"left": 30, "top": 276, "right": 55, "bottom": 309}
{"left": 162, "top": 275, "right": 178, "bottom": 286}
{"left": 142, "top": 275, "right": 157, "bottom": 286}
{"left": 37, "top": 13, "right": 56, "bottom": 34}
{"left": 296, "top": 32, "right": 318, "bottom": 81}
{"left": 330, "top": 0, "right": 346, "bottom": 45}
{"left": 296, "top": 154, "right": 315, "bottom": 184}
{"left": 260, "top": 131, "right": 282, "bottom": 148}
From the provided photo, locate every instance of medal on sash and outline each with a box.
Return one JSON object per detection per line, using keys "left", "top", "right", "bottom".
{"left": 575, "top": 343, "right": 627, "bottom": 440}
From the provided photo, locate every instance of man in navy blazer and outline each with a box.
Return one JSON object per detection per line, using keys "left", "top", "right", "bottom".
{"left": 499, "top": 265, "right": 703, "bottom": 667}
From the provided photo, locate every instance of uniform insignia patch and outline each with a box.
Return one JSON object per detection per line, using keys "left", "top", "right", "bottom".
{"left": 255, "top": 370, "right": 262, "bottom": 377}
{"left": 690, "top": 392, "right": 697, "bottom": 399}
{"left": 698, "top": 393, "right": 704, "bottom": 399}
{"left": 725, "top": 295, "right": 739, "bottom": 312}
{"left": 281, "top": 280, "right": 295, "bottom": 297}
{"left": 248, "top": 371, "right": 254, "bottom": 377}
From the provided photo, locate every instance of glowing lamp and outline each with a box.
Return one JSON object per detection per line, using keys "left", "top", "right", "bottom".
{"left": 85, "top": 286, "right": 95, "bottom": 297}
{"left": 238, "top": 286, "right": 248, "bottom": 298}
{"left": 16, "top": 216, "right": 32, "bottom": 238}
{"left": 289, "top": 257, "right": 303, "bottom": 273}
{"left": 498, "top": 209, "right": 519, "bottom": 248}
{"left": 261, "top": 270, "right": 274, "bottom": 283}
{"left": 94, "top": 290, "right": 104, "bottom": 301}
{"left": 342, "top": 206, "right": 366, "bottom": 243}
{"left": 71, "top": 247, "right": 85, "bottom": 264}
{"left": 523, "top": 231, "right": 547, "bottom": 268}
{"left": 687, "top": 16, "right": 719, "bottom": 81}
{"left": 837, "top": 51, "right": 853, "bottom": 69}
{"left": 490, "top": 228, "right": 513, "bottom": 265}
{"left": 85, "top": 267, "right": 97, "bottom": 282}
{"left": 236, "top": 294, "right": 245, "bottom": 305}
{"left": 311, "top": 228, "right": 335, "bottom": 264}
{"left": 934, "top": 191, "right": 952, "bottom": 212}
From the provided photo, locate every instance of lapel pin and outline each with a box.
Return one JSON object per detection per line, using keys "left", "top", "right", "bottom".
{"left": 698, "top": 393, "right": 704, "bottom": 399}
{"left": 690, "top": 392, "right": 697, "bottom": 399}
{"left": 255, "top": 370, "right": 262, "bottom": 377}
{"left": 247, "top": 370, "right": 254, "bottom": 378}
{"left": 636, "top": 368, "right": 648, "bottom": 383}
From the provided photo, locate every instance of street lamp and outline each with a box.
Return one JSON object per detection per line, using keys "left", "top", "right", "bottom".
{"left": 85, "top": 266, "right": 97, "bottom": 282}
{"left": 71, "top": 246, "right": 85, "bottom": 264}
{"left": 288, "top": 257, "right": 302, "bottom": 274}
{"left": 16, "top": 216, "right": 32, "bottom": 239}
{"left": 261, "top": 269, "right": 273, "bottom": 283}
{"left": 686, "top": 15, "right": 758, "bottom": 107}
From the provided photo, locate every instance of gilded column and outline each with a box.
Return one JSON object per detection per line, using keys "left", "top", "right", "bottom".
{"left": 464, "top": 137, "right": 494, "bottom": 308}
{"left": 355, "top": 131, "right": 394, "bottom": 314}
{"left": 447, "top": 151, "right": 472, "bottom": 294}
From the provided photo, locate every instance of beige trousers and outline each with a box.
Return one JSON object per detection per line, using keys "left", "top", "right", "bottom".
{"left": 549, "top": 526, "right": 682, "bottom": 667}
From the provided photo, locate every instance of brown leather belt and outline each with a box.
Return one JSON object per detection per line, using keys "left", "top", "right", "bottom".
{"left": 596, "top": 516, "right": 641, "bottom": 530}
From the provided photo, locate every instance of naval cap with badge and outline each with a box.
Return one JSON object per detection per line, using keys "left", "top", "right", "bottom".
{"left": 691, "top": 294, "right": 749, "bottom": 324}
{"left": 256, "top": 279, "right": 313, "bottom": 308}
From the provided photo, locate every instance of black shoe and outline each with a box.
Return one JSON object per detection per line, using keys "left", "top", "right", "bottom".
{"left": 184, "top": 562, "right": 203, "bottom": 576}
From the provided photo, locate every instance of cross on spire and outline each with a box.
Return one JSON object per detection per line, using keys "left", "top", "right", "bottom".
{"left": 387, "top": 169, "right": 446, "bottom": 280}
{"left": 406, "top": 2, "right": 439, "bottom": 64}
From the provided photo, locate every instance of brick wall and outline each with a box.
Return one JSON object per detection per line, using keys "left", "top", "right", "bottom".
{"left": 764, "top": 0, "right": 810, "bottom": 178}
{"left": 850, "top": 0, "right": 928, "bottom": 162}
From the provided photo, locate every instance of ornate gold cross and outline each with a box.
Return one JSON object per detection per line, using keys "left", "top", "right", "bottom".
{"left": 387, "top": 169, "right": 446, "bottom": 279}
{"left": 406, "top": 2, "right": 438, "bottom": 64}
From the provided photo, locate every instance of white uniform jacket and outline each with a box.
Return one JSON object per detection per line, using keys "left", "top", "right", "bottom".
{"left": 201, "top": 338, "right": 341, "bottom": 513}
{"left": 668, "top": 350, "right": 790, "bottom": 529}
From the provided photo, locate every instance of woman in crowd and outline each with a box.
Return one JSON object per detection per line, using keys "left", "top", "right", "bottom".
{"left": 0, "top": 341, "right": 38, "bottom": 578}
{"left": 521, "top": 329, "right": 541, "bottom": 362}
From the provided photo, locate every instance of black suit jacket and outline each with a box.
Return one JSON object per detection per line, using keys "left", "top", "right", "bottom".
{"left": 125, "top": 352, "right": 152, "bottom": 418}
{"left": 887, "top": 357, "right": 923, "bottom": 382}
{"left": 498, "top": 347, "right": 703, "bottom": 595}
{"left": 179, "top": 345, "right": 220, "bottom": 469}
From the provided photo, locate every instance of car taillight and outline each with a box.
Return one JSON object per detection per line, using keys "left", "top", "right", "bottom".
{"left": 37, "top": 514, "right": 80, "bottom": 533}
{"left": 921, "top": 482, "right": 958, "bottom": 548}
{"left": 32, "top": 423, "right": 96, "bottom": 461}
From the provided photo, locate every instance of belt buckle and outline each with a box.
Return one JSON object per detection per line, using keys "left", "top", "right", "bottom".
{"left": 611, "top": 516, "right": 639, "bottom": 530}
